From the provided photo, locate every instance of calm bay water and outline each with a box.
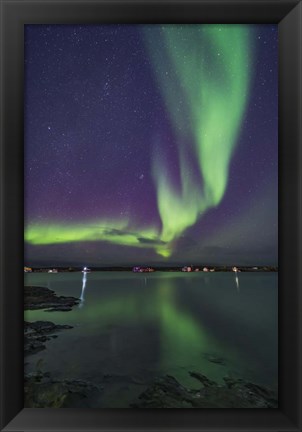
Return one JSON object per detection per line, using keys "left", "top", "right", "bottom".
{"left": 24, "top": 271, "right": 278, "bottom": 407}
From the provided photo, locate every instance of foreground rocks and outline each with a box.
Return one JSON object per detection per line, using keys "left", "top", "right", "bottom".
{"left": 24, "top": 371, "right": 101, "bottom": 408}
{"left": 24, "top": 285, "right": 79, "bottom": 311}
{"left": 24, "top": 286, "right": 78, "bottom": 355}
{"left": 131, "top": 373, "right": 278, "bottom": 408}
{"left": 24, "top": 320, "right": 73, "bottom": 356}
{"left": 24, "top": 370, "right": 278, "bottom": 408}
{"left": 203, "top": 353, "right": 226, "bottom": 366}
{"left": 24, "top": 286, "right": 102, "bottom": 407}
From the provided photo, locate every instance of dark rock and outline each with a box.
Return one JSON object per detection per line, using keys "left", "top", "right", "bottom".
{"left": 24, "top": 320, "right": 73, "bottom": 356}
{"left": 223, "top": 376, "right": 245, "bottom": 389}
{"left": 131, "top": 372, "right": 278, "bottom": 408}
{"left": 24, "top": 338, "right": 46, "bottom": 356}
{"left": 24, "top": 286, "right": 79, "bottom": 311}
{"left": 25, "top": 320, "right": 72, "bottom": 333}
{"left": 130, "top": 375, "right": 195, "bottom": 408}
{"left": 189, "top": 371, "right": 217, "bottom": 387}
{"left": 222, "top": 377, "right": 278, "bottom": 408}
{"left": 46, "top": 306, "right": 73, "bottom": 312}
{"left": 24, "top": 371, "right": 102, "bottom": 408}
{"left": 203, "top": 353, "right": 226, "bottom": 365}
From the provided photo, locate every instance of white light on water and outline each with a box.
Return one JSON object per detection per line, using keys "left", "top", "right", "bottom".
{"left": 235, "top": 274, "right": 240, "bottom": 293}
{"left": 79, "top": 272, "right": 87, "bottom": 307}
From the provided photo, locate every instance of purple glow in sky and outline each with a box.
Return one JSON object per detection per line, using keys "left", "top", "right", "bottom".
{"left": 24, "top": 24, "right": 278, "bottom": 266}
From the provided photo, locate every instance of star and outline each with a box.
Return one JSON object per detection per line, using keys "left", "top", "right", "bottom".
{"left": 24, "top": 24, "right": 278, "bottom": 267}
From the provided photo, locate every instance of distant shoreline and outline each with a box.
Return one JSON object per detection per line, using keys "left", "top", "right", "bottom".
{"left": 24, "top": 266, "right": 278, "bottom": 273}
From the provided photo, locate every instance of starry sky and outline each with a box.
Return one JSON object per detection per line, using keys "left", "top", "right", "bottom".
{"left": 24, "top": 24, "right": 278, "bottom": 267}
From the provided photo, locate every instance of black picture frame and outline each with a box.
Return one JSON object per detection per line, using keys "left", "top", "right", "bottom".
{"left": 0, "top": 0, "right": 301, "bottom": 431}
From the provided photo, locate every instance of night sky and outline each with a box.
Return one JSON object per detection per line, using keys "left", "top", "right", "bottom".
{"left": 24, "top": 24, "right": 278, "bottom": 267}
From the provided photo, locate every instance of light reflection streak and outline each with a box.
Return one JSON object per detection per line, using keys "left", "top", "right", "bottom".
{"left": 79, "top": 272, "right": 87, "bottom": 308}
{"left": 235, "top": 274, "right": 240, "bottom": 293}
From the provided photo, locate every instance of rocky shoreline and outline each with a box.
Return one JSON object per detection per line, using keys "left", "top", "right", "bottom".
{"left": 25, "top": 371, "right": 102, "bottom": 408}
{"left": 25, "top": 285, "right": 79, "bottom": 312}
{"left": 24, "top": 285, "right": 79, "bottom": 356}
{"left": 24, "top": 320, "right": 73, "bottom": 356}
{"left": 24, "top": 369, "right": 278, "bottom": 408}
{"left": 131, "top": 373, "right": 278, "bottom": 408}
{"left": 24, "top": 285, "right": 103, "bottom": 407}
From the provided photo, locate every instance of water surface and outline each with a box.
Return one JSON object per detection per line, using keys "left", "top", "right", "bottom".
{"left": 24, "top": 271, "right": 278, "bottom": 407}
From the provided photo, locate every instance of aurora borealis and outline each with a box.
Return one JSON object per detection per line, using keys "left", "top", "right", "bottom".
{"left": 145, "top": 26, "right": 252, "bottom": 253}
{"left": 24, "top": 24, "right": 278, "bottom": 266}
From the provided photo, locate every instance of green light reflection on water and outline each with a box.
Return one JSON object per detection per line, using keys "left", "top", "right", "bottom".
{"left": 25, "top": 273, "right": 236, "bottom": 386}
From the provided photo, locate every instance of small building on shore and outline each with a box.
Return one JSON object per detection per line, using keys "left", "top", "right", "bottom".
{"left": 181, "top": 266, "right": 192, "bottom": 272}
{"left": 24, "top": 266, "right": 32, "bottom": 273}
{"left": 132, "top": 266, "right": 155, "bottom": 273}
